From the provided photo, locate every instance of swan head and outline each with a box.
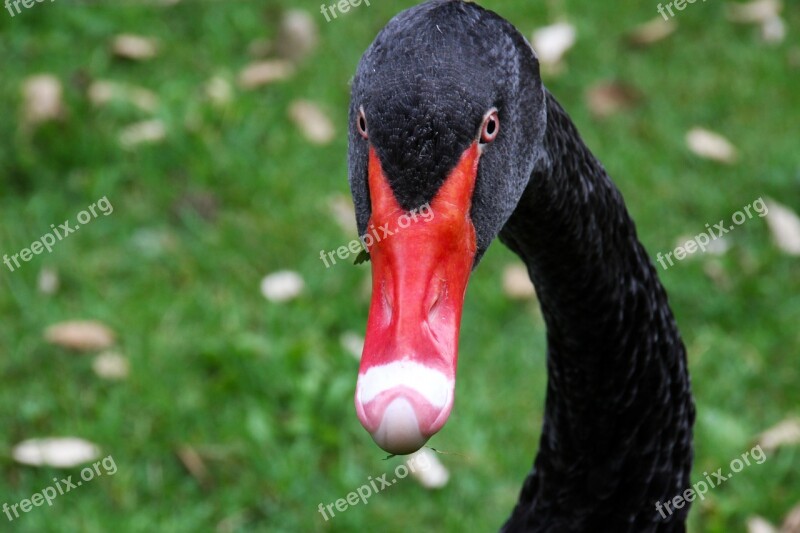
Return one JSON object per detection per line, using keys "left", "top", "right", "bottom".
{"left": 348, "top": 0, "right": 547, "bottom": 454}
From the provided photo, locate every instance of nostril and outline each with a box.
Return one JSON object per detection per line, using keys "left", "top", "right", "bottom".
{"left": 426, "top": 277, "right": 446, "bottom": 317}
{"left": 381, "top": 278, "right": 393, "bottom": 322}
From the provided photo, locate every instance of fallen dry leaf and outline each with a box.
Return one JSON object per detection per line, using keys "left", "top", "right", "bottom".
{"left": 627, "top": 17, "right": 677, "bottom": 47}
{"left": 119, "top": 119, "right": 167, "bottom": 148}
{"left": 585, "top": 81, "right": 641, "bottom": 118}
{"left": 340, "top": 331, "right": 364, "bottom": 360}
{"left": 686, "top": 127, "right": 738, "bottom": 164}
{"left": 726, "top": 0, "right": 782, "bottom": 24}
{"left": 531, "top": 22, "right": 576, "bottom": 70}
{"left": 706, "top": 236, "right": 731, "bottom": 256}
{"left": 289, "top": 100, "right": 335, "bottom": 145}
{"left": 761, "top": 16, "right": 786, "bottom": 45}
{"left": 260, "top": 271, "right": 304, "bottom": 302}
{"left": 276, "top": 9, "right": 318, "bottom": 64}
{"left": 88, "top": 80, "right": 159, "bottom": 113}
{"left": 782, "top": 503, "right": 800, "bottom": 533}
{"left": 205, "top": 76, "right": 233, "bottom": 106}
{"left": 37, "top": 267, "right": 59, "bottom": 295}
{"left": 112, "top": 34, "right": 159, "bottom": 61}
{"left": 238, "top": 60, "right": 294, "bottom": 89}
{"left": 749, "top": 516, "right": 778, "bottom": 533}
{"left": 21, "top": 74, "right": 64, "bottom": 128}
{"left": 407, "top": 449, "right": 449, "bottom": 489}
{"left": 45, "top": 320, "right": 116, "bottom": 351}
{"left": 758, "top": 418, "right": 800, "bottom": 453}
{"left": 13, "top": 437, "right": 101, "bottom": 468}
{"left": 703, "top": 260, "right": 732, "bottom": 290}
{"left": 176, "top": 446, "right": 210, "bottom": 487}
{"left": 92, "top": 351, "right": 130, "bottom": 380}
{"left": 764, "top": 199, "right": 800, "bottom": 256}
{"left": 328, "top": 195, "right": 357, "bottom": 235}
{"left": 503, "top": 264, "right": 536, "bottom": 300}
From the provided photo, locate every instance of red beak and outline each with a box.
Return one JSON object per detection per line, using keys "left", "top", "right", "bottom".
{"left": 355, "top": 143, "right": 480, "bottom": 454}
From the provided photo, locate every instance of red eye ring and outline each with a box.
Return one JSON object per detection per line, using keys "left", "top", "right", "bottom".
{"left": 357, "top": 107, "right": 369, "bottom": 139}
{"left": 480, "top": 110, "right": 500, "bottom": 144}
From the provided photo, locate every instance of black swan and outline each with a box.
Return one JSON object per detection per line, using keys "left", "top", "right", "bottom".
{"left": 346, "top": 1, "right": 695, "bottom": 530}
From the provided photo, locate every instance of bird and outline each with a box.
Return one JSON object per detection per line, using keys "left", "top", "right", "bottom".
{"left": 346, "top": 1, "right": 695, "bottom": 531}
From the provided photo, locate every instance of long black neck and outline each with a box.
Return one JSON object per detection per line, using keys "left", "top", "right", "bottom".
{"left": 499, "top": 92, "right": 695, "bottom": 532}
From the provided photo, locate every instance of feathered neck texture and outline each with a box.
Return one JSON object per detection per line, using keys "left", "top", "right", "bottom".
{"left": 498, "top": 92, "right": 695, "bottom": 532}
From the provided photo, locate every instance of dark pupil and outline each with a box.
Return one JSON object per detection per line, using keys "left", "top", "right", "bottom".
{"left": 359, "top": 116, "right": 366, "bottom": 132}
{"left": 486, "top": 118, "right": 496, "bottom": 135}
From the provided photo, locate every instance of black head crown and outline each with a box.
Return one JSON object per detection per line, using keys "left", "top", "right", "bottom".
{"left": 348, "top": 0, "right": 548, "bottom": 261}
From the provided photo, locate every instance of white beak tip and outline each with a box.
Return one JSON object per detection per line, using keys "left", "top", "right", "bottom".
{"left": 370, "top": 397, "right": 429, "bottom": 455}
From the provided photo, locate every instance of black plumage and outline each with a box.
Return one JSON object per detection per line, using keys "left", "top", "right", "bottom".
{"left": 348, "top": 1, "right": 695, "bottom": 531}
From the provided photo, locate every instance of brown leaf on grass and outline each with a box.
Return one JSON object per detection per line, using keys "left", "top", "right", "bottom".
{"left": 275, "top": 9, "right": 318, "bottom": 64}
{"left": 782, "top": 503, "right": 800, "bottom": 533}
{"left": 288, "top": 100, "right": 335, "bottom": 145}
{"left": 585, "top": 81, "right": 642, "bottom": 118}
{"left": 119, "top": 119, "right": 167, "bottom": 148}
{"left": 92, "top": 351, "right": 130, "bottom": 380}
{"left": 12, "top": 437, "right": 101, "bottom": 468}
{"left": 626, "top": 17, "right": 677, "bottom": 47}
{"left": 328, "top": 194, "right": 357, "bottom": 234}
{"left": 45, "top": 320, "right": 116, "bottom": 351}
{"left": 177, "top": 446, "right": 210, "bottom": 488}
{"left": 726, "top": 0, "right": 782, "bottom": 24}
{"left": 764, "top": 199, "right": 800, "bottom": 256}
{"left": 531, "top": 22, "right": 576, "bottom": 73}
{"left": 722, "top": 0, "right": 787, "bottom": 46}
{"left": 503, "top": 264, "right": 536, "bottom": 300}
{"left": 758, "top": 418, "right": 800, "bottom": 453}
{"left": 749, "top": 517, "right": 779, "bottom": 533}
{"left": 21, "top": 74, "right": 64, "bottom": 128}
{"left": 238, "top": 60, "right": 294, "bottom": 89}
{"left": 686, "top": 127, "right": 738, "bottom": 164}
{"left": 112, "top": 34, "right": 159, "bottom": 61}
{"left": 88, "top": 80, "right": 159, "bottom": 112}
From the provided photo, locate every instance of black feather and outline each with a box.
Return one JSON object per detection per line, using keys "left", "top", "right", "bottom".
{"left": 348, "top": 2, "right": 695, "bottom": 531}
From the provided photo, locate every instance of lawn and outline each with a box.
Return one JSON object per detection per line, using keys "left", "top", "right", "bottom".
{"left": 0, "top": 0, "right": 798, "bottom": 531}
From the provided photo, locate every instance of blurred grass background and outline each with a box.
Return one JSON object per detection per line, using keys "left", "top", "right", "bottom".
{"left": 1, "top": 0, "right": 798, "bottom": 531}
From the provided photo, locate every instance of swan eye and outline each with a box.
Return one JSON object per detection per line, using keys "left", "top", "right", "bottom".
{"left": 357, "top": 107, "right": 369, "bottom": 139}
{"left": 480, "top": 110, "right": 500, "bottom": 144}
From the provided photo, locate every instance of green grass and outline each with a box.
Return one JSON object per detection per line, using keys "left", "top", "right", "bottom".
{"left": 1, "top": 0, "right": 798, "bottom": 531}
